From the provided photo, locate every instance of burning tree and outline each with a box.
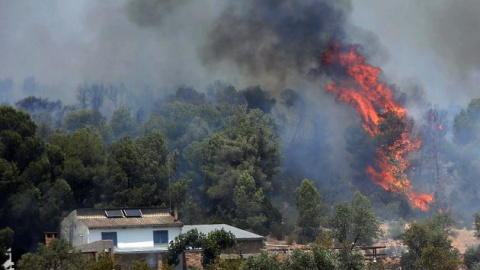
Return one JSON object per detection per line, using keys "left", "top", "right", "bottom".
{"left": 323, "top": 44, "right": 432, "bottom": 210}
{"left": 417, "top": 108, "right": 453, "bottom": 211}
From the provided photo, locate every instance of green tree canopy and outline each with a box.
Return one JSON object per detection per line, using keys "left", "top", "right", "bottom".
{"left": 102, "top": 132, "right": 177, "bottom": 207}
{"left": 233, "top": 173, "right": 267, "bottom": 233}
{"left": 331, "top": 191, "right": 382, "bottom": 249}
{"left": 464, "top": 244, "right": 480, "bottom": 269}
{"left": 0, "top": 106, "right": 71, "bottom": 258}
{"left": 239, "top": 244, "right": 361, "bottom": 270}
{"left": 49, "top": 127, "right": 105, "bottom": 208}
{"left": 86, "top": 253, "right": 117, "bottom": 270}
{"left": 281, "top": 249, "right": 316, "bottom": 270}
{"left": 239, "top": 251, "right": 281, "bottom": 270}
{"left": 475, "top": 212, "right": 480, "bottom": 239}
{"left": 165, "top": 228, "right": 236, "bottom": 268}
{"left": 110, "top": 106, "right": 137, "bottom": 140}
{"left": 454, "top": 98, "right": 480, "bottom": 144}
{"left": 295, "top": 179, "right": 322, "bottom": 242}
{"left": 17, "top": 239, "right": 87, "bottom": 270}
{"left": 400, "top": 213, "right": 460, "bottom": 270}
{"left": 200, "top": 107, "right": 281, "bottom": 228}
{"left": 451, "top": 99, "right": 480, "bottom": 211}
{"left": 64, "top": 110, "right": 105, "bottom": 133}
{"left": 64, "top": 110, "right": 111, "bottom": 143}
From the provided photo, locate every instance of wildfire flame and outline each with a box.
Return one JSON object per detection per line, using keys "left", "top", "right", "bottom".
{"left": 323, "top": 44, "right": 433, "bottom": 211}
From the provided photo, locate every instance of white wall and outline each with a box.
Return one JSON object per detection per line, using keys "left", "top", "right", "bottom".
{"left": 60, "top": 211, "right": 89, "bottom": 246}
{"left": 89, "top": 227, "right": 182, "bottom": 249}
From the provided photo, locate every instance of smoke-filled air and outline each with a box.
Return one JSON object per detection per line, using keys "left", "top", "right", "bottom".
{"left": 2, "top": 0, "right": 480, "bottom": 269}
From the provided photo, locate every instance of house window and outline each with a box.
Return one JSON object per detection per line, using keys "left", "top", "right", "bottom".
{"left": 153, "top": 230, "right": 168, "bottom": 245}
{"left": 101, "top": 232, "right": 118, "bottom": 246}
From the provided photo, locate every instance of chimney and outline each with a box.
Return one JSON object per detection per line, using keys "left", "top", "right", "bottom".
{"left": 44, "top": 232, "right": 58, "bottom": 246}
{"left": 173, "top": 205, "right": 178, "bottom": 221}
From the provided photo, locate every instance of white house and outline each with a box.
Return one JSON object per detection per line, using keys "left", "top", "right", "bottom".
{"left": 61, "top": 208, "right": 183, "bottom": 268}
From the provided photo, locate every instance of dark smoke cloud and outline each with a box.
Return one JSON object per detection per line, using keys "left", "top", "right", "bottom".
{"left": 126, "top": 0, "right": 188, "bottom": 27}
{"left": 201, "top": 0, "right": 352, "bottom": 88}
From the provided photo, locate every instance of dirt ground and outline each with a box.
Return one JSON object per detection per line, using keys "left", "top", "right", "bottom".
{"left": 263, "top": 226, "right": 480, "bottom": 254}
{"left": 378, "top": 222, "right": 480, "bottom": 254}
{"left": 451, "top": 228, "right": 480, "bottom": 254}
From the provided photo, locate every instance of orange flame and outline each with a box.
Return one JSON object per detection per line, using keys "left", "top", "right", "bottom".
{"left": 323, "top": 44, "right": 433, "bottom": 210}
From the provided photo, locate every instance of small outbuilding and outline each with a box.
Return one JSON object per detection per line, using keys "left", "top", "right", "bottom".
{"left": 182, "top": 224, "right": 264, "bottom": 255}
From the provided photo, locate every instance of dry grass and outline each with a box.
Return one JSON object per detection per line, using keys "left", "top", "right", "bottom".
{"left": 451, "top": 228, "right": 480, "bottom": 254}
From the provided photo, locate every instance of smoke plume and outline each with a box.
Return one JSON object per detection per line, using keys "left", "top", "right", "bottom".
{"left": 126, "top": 0, "right": 188, "bottom": 27}
{"left": 200, "top": 0, "right": 351, "bottom": 89}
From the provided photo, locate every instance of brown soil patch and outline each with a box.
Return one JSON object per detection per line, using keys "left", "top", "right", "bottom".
{"left": 185, "top": 252, "right": 202, "bottom": 269}
{"left": 451, "top": 228, "right": 480, "bottom": 254}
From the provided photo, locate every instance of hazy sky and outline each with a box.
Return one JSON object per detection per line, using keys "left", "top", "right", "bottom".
{"left": 350, "top": 0, "right": 480, "bottom": 106}
{"left": 0, "top": 0, "right": 226, "bottom": 101}
{"left": 1, "top": 0, "right": 479, "bottom": 106}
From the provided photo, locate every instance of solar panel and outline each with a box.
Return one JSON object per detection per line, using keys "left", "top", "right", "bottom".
{"left": 123, "top": 209, "right": 142, "bottom": 217}
{"left": 105, "top": 210, "right": 123, "bottom": 218}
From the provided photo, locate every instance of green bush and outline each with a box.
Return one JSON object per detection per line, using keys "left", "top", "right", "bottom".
{"left": 337, "top": 249, "right": 367, "bottom": 270}
{"left": 388, "top": 218, "right": 406, "bottom": 239}
{"left": 400, "top": 214, "right": 460, "bottom": 270}
{"left": 239, "top": 251, "right": 281, "bottom": 270}
{"left": 205, "top": 258, "right": 242, "bottom": 270}
{"left": 281, "top": 249, "right": 316, "bottom": 270}
{"left": 465, "top": 245, "right": 480, "bottom": 269}
{"left": 312, "top": 244, "right": 340, "bottom": 270}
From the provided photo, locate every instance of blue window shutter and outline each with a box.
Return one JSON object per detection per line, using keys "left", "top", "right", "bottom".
{"left": 153, "top": 231, "right": 160, "bottom": 244}
{"left": 101, "top": 232, "right": 118, "bottom": 246}
{"left": 153, "top": 230, "right": 168, "bottom": 244}
{"left": 160, "top": 231, "right": 168, "bottom": 243}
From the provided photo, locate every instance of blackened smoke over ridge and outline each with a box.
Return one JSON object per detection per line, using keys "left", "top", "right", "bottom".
{"left": 126, "top": 0, "right": 370, "bottom": 91}
{"left": 126, "top": 0, "right": 189, "bottom": 28}
{"left": 200, "top": 0, "right": 351, "bottom": 89}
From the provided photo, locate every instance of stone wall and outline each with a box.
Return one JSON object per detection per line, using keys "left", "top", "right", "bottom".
{"left": 115, "top": 252, "right": 184, "bottom": 270}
